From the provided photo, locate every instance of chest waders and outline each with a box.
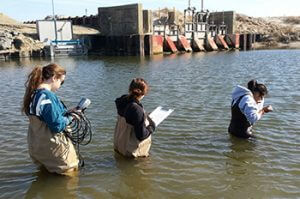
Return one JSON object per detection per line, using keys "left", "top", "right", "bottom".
{"left": 228, "top": 95, "right": 253, "bottom": 138}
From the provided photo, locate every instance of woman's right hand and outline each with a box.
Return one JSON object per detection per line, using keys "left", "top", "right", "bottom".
{"left": 263, "top": 105, "right": 273, "bottom": 113}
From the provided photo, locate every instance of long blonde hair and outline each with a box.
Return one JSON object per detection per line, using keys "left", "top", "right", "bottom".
{"left": 22, "top": 63, "right": 66, "bottom": 115}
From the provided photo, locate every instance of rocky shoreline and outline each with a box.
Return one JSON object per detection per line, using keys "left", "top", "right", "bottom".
{"left": 0, "top": 14, "right": 100, "bottom": 59}
{"left": 0, "top": 28, "right": 44, "bottom": 58}
{"left": 235, "top": 14, "right": 300, "bottom": 49}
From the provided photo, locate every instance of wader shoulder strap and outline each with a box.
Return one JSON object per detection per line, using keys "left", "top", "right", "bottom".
{"left": 232, "top": 94, "right": 247, "bottom": 107}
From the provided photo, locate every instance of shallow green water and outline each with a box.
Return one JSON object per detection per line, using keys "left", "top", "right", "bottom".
{"left": 0, "top": 50, "right": 299, "bottom": 198}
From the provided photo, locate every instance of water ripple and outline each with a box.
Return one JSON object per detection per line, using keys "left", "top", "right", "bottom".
{"left": 0, "top": 50, "right": 300, "bottom": 198}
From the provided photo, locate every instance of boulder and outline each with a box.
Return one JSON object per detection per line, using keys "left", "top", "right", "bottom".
{"left": 0, "top": 37, "right": 12, "bottom": 50}
{"left": 10, "top": 31, "right": 20, "bottom": 37}
{"left": 13, "top": 37, "right": 24, "bottom": 49}
{"left": 0, "top": 30, "right": 13, "bottom": 39}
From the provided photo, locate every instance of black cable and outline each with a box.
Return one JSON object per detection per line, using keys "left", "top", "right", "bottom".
{"left": 64, "top": 110, "right": 92, "bottom": 167}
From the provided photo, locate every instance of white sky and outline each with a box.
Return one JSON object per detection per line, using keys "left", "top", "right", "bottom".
{"left": 1, "top": 0, "right": 299, "bottom": 22}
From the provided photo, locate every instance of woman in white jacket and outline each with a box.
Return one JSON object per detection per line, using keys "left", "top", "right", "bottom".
{"left": 228, "top": 79, "right": 273, "bottom": 138}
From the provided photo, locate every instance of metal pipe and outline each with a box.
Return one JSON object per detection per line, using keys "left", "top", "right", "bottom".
{"left": 201, "top": 0, "right": 204, "bottom": 11}
{"left": 51, "top": 0, "right": 58, "bottom": 44}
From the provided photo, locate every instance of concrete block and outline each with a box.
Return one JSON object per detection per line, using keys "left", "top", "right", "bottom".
{"left": 209, "top": 11, "right": 236, "bottom": 34}
{"left": 177, "top": 35, "right": 192, "bottom": 52}
{"left": 143, "top": 10, "right": 153, "bottom": 34}
{"left": 215, "top": 35, "right": 229, "bottom": 50}
{"left": 164, "top": 36, "right": 177, "bottom": 53}
{"left": 152, "top": 35, "right": 163, "bottom": 54}
{"left": 205, "top": 37, "right": 218, "bottom": 51}
{"left": 191, "top": 38, "right": 205, "bottom": 52}
{"left": 98, "top": 4, "right": 143, "bottom": 36}
{"left": 224, "top": 34, "right": 240, "bottom": 49}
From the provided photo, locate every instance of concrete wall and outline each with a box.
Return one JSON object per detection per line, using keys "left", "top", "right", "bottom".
{"left": 143, "top": 10, "right": 153, "bottom": 34}
{"left": 209, "top": 11, "right": 236, "bottom": 34}
{"left": 89, "top": 35, "right": 146, "bottom": 56}
{"left": 168, "top": 11, "right": 178, "bottom": 25}
{"left": 98, "top": 4, "right": 143, "bottom": 36}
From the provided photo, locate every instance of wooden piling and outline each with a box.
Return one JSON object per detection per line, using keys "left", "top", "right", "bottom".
{"left": 246, "top": 34, "right": 253, "bottom": 50}
{"left": 239, "top": 34, "right": 247, "bottom": 51}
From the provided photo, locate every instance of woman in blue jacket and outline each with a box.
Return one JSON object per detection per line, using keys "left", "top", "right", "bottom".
{"left": 22, "top": 63, "right": 78, "bottom": 175}
{"left": 228, "top": 79, "right": 273, "bottom": 138}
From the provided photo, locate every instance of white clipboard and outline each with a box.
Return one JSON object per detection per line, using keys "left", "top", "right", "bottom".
{"left": 148, "top": 106, "right": 174, "bottom": 126}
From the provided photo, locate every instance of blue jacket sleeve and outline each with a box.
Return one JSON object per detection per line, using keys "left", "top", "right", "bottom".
{"left": 39, "top": 95, "right": 71, "bottom": 133}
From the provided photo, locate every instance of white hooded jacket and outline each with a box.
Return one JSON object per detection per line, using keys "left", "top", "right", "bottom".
{"left": 232, "top": 85, "right": 264, "bottom": 125}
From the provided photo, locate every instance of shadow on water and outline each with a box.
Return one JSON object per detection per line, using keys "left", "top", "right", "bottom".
{"left": 25, "top": 167, "right": 79, "bottom": 199}
{"left": 222, "top": 135, "right": 264, "bottom": 197}
{"left": 225, "top": 135, "right": 257, "bottom": 175}
{"left": 110, "top": 153, "right": 154, "bottom": 198}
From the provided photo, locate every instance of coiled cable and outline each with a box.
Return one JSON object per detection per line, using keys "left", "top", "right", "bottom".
{"left": 64, "top": 110, "right": 92, "bottom": 167}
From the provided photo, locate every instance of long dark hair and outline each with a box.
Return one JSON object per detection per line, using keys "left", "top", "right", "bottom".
{"left": 22, "top": 63, "right": 66, "bottom": 115}
{"left": 128, "top": 78, "right": 149, "bottom": 99}
{"left": 247, "top": 79, "right": 268, "bottom": 96}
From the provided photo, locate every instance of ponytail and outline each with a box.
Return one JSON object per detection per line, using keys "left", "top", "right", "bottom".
{"left": 247, "top": 79, "right": 268, "bottom": 96}
{"left": 22, "top": 63, "right": 66, "bottom": 115}
{"left": 22, "top": 66, "right": 43, "bottom": 115}
{"left": 247, "top": 79, "right": 257, "bottom": 93}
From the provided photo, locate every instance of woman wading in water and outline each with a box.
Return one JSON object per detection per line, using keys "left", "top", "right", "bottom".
{"left": 114, "top": 78, "right": 156, "bottom": 158}
{"left": 22, "top": 63, "right": 79, "bottom": 175}
{"left": 228, "top": 80, "right": 273, "bottom": 138}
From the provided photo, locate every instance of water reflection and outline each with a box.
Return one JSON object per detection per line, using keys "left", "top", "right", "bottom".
{"left": 225, "top": 136, "right": 257, "bottom": 174}
{"left": 112, "top": 153, "right": 153, "bottom": 198}
{"left": 25, "top": 167, "right": 79, "bottom": 199}
{"left": 223, "top": 136, "right": 261, "bottom": 194}
{"left": 0, "top": 50, "right": 299, "bottom": 197}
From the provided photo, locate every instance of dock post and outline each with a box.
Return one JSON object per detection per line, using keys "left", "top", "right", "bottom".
{"left": 144, "top": 35, "right": 153, "bottom": 55}
{"left": 246, "top": 34, "right": 253, "bottom": 50}
{"left": 239, "top": 34, "right": 247, "bottom": 51}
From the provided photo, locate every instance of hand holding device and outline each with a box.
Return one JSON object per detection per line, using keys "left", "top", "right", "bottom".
{"left": 263, "top": 105, "right": 273, "bottom": 113}
{"left": 76, "top": 98, "right": 91, "bottom": 111}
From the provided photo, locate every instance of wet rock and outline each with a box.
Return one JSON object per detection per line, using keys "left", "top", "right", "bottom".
{"left": 0, "top": 30, "right": 13, "bottom": 39}
{"left": 10, "top": 31, "right": 20, "bottom": 36}
{"left": 0, "top": 37, "right": 12, "bottom": 50}
{"left": 12, "top": 34, "right": 44, "bottom": 51}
